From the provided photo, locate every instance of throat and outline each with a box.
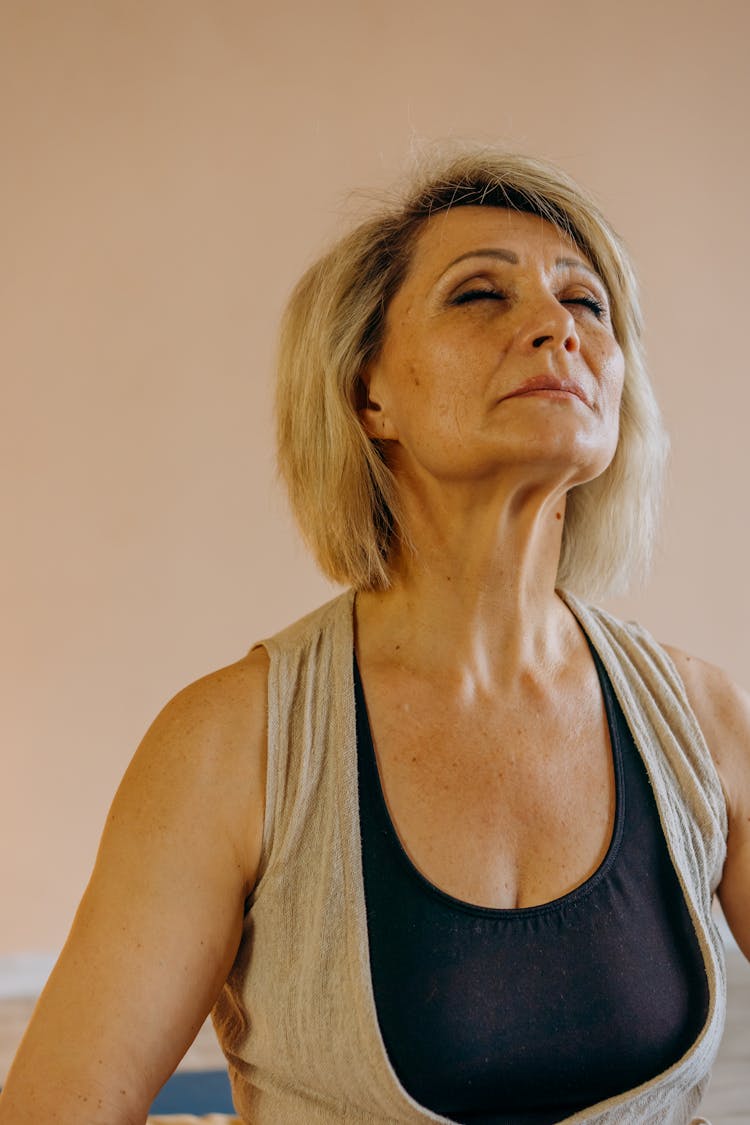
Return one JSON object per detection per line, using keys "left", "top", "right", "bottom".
{"left": 356, "top": 583, "right": 582, "bottom": 699}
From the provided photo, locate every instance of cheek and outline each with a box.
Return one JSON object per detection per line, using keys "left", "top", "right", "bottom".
{"left": 601, "top": 348, "right": 626, "bottom": 451}
{"left": 399, "top": 339, "right": 463, "bottom": 408}
{"left": 595, "top": 338, "right": 626, "bottom": 399}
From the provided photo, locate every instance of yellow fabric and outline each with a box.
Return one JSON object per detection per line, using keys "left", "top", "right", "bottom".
{"left": 211, "top": 591, "right": 727, "bottom": 1124}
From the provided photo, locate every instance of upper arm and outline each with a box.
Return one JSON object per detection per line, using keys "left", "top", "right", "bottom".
{"left": 664, "top": 645, "right": 750, "bottom": 961}
{"left": 0, "top": 646, "right": 269, "bottom": 1124}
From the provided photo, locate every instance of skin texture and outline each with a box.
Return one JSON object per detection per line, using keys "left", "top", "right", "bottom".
{"left": 362, "top": 209, "right": 624, "bottom": 492}
{"left": 663, "top": 647, "right": 750, "bottom": 956}
{"left": 1, "top": 208, "right": 748, "bottom": 1123}
{"left": 0, "top": 649, "right": 269, "bottom": 1124}
{"left": 356, "top": 209, "right": 750, "bottom": 936}
{"left": 354, "top": 210, "right": 628, "bottom": 911}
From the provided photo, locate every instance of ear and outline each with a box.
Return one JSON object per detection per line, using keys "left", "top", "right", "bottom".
{"left": 357, "top": 363, "right": 399, "bottom": 442}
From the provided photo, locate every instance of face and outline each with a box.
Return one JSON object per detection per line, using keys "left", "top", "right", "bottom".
{"left": 360, "top": 207, "right": 625, "bottom": 493}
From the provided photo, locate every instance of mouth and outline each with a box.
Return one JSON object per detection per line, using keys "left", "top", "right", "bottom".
{"left": 502, "top": 374, "right": 592, "bottom": 409}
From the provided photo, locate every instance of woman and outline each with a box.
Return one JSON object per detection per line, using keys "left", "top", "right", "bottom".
{"left": 1, "top": 149, "right": 747, "bottom": 1124}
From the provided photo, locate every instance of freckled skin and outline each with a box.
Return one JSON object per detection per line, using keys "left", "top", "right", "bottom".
{"left": 354, "top": 208, "right": 628, "bottom": 911}
{"left": 362, "top": 207, "right": 625, "bottom": 494}
{"left": 6, "top": 201, "right": 748, "bottom": 1125}
{"left": 354, "top": 208, "right": 750, "bottom": 949}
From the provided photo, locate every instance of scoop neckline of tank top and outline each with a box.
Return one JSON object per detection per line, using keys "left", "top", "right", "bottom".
{"left": 352, "top": 630, "right": 627, "bottom": 919}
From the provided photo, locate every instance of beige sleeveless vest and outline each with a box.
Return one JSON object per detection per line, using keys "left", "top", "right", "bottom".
{"left": 211, "top": 590, "right": 727, "bottom": 1124}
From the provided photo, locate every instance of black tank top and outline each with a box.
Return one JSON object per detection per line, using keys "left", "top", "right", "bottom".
{"left": 355, "top": 644, "right": 709, "bottom": 1124}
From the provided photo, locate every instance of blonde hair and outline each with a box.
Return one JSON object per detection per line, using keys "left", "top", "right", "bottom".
{"left": 276, "top": 147, "right": 668, "bottom": 600}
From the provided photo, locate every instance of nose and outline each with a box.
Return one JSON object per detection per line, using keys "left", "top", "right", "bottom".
{"left": 532, "top": 330, "right": 578, "bottom": 351}
{"left": 518, "top": 294, "right": 580, "bottom": 354}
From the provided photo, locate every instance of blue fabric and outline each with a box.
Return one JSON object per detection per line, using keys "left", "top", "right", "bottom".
{"left": 149, "top": 1068, "right": 234, "bottom": 1114}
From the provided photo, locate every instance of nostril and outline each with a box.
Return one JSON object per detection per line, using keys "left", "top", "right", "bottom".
{"left": 532, "top": 335, "right": 553, "bottom": 348}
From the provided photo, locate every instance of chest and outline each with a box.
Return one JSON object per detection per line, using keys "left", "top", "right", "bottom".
{"left": 356, "top": 667, "right": 617, "bottom": 910}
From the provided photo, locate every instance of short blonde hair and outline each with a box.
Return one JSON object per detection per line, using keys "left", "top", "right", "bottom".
{"left": 276, "top": 147, "right": 668, "bottom": 599}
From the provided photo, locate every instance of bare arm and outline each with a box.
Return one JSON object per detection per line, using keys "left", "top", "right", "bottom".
{"left": 665, "top": 646, "right": 750, "bottom": 961}
{"left": 0, "top": 646, "right": 269, "bottom": 1124}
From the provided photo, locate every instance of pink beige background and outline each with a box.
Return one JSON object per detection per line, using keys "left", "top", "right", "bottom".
{"left": 2, "top": 0, "right": 749, "bottom": 956}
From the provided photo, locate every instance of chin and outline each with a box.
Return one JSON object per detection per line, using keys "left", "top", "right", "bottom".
{"left": 507, "top": 428, "right": 616, "bottom": 471}
{"left": 522, "top": 416, "right": 618, "bottom": 472}
{"left": 567, "top": 443, "right": 619, "bottom": 488}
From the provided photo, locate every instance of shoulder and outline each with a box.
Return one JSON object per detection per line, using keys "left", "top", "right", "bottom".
{"left": 0, "top": 646, "right": 272, "bottom": 1118}
{"left": 141, "top": 645, "right": 269, "bottom": 782}
{"left": 119, "top": 645, "right": 270, "bottom": 892}
{"left": 261, "top": 589, "right": 355, "bottom": 657}
{"left": 159, "top": 644, "right": 269, "bottom": 743}
{"left": 662, "top": 644, "right": 750, "bottom": 821}
{"left": 664, "top": 646, "right": 750, "bottom": 960}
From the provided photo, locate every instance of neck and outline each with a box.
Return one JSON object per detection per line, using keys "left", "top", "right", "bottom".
{"left": 356, "top": 475, "right": 579, "bottom": 693}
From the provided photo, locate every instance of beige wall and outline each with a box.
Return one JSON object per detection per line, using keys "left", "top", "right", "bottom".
{"left": 2, "top": 0, "right": 748, "bottom": 955}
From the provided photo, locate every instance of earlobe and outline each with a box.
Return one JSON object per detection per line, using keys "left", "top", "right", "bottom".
{"left": 357, "top": 368, "right": 398, "bottom": 441}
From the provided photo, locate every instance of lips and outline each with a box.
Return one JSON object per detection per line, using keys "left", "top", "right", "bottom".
{"left": 502, "top": 374, "right": 592, "bottom": 409}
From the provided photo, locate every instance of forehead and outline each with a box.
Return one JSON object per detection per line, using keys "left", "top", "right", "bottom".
{"left": 407, "top": 206, "right": 593, "bottom": 281}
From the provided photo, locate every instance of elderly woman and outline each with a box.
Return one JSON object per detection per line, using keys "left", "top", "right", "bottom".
{"left": 1, "top": 149, "right": 748, "bottom": 1125}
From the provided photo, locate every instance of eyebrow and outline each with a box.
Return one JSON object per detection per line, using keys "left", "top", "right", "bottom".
{"left": 441, "top": 248, "right": 604, "bottom": 282}
{"left": 444, "top": 248, "right": 518, "bottom": 270}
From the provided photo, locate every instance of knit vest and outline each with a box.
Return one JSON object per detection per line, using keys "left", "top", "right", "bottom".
{"left": 211, "top": 590, "right": 727, "bottom": 1124}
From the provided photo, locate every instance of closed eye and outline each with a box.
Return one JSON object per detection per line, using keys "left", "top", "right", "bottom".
{"left": 452, "top": 289, "right": 608, "bottom": 319}
{"left": 452, "top": 288, "right": 505, "bottom": 305}
{"left": 563, "top": 296, "right": 607, "bottom": 318}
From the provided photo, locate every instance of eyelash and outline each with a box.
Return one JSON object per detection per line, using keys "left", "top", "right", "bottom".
{"left": 452, "top": 289, "right": 607, "bottom": 319}
{"left": 566, "top": 296, "right": 607, "bottom": 318}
